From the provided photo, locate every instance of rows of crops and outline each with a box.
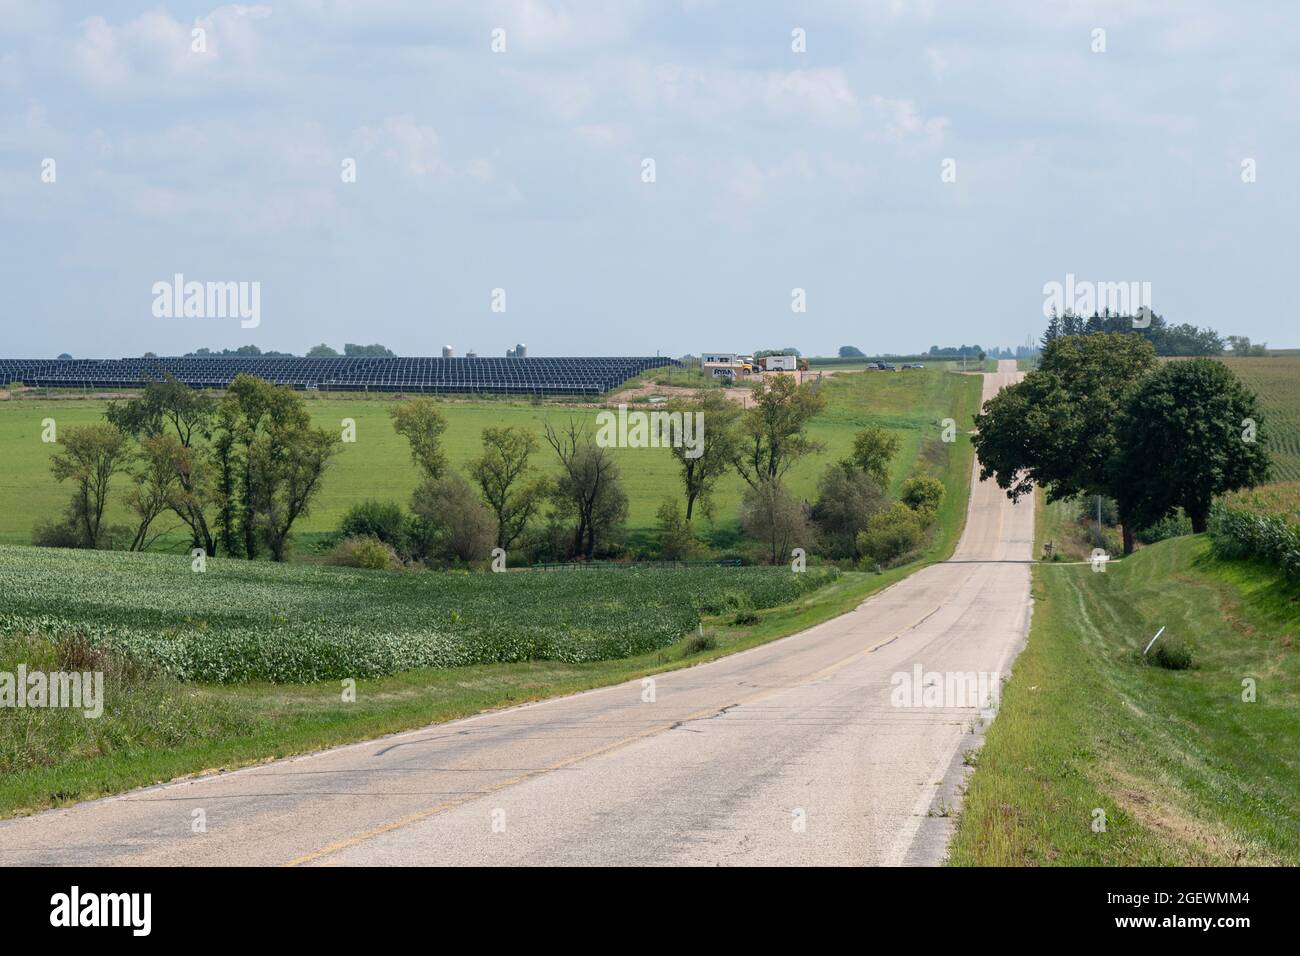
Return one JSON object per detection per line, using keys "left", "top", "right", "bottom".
{"left": 0, "top": 545, "right": 838, "bottom": 683}
{"left": 1208, "top": 481, "right": 1300, "bottom": 582}
{"left": 1219, "top": 357, "right": 1300, "bottom": 482}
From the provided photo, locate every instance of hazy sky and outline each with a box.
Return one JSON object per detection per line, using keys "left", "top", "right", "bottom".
{"left": 1, "top": 1, "right": 1296, "bottom": 358}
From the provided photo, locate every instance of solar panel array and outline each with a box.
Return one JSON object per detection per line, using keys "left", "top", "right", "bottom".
{"left": 0, "top": 356, "right": 677, "bottom": 396}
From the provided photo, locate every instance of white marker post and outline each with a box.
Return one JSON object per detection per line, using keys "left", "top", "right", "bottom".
{"left": 1142, "top": 626, "right": 1166, "bottom": 656}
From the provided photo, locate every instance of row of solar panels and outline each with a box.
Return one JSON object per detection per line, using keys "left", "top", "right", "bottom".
{"left": 0, "top": 356, "right": 678, "bottom": 395}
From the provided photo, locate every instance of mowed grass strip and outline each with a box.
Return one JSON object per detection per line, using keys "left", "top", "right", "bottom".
{"left": 0, "top": 368, "right": 980, "bottom": 548}
{"left": 948, "top": 535, "right": 1300, "bottom": 865}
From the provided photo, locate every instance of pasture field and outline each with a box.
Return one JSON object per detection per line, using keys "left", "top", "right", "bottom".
{"left": 0, "top": 367, "right": 981, "bottom": 552}
{"left": 1217, "top": 356, "right": 1300, "bottom": 482}
{"left": 950, "top": 534, "right": 1300, "bottom": 865}
{"left": 0, "top": 545, "right": 836, "bottom": 683}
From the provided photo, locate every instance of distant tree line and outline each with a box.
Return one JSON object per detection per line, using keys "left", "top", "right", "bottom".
{"left": 1041, "top": 308, "right": 1225, "bottom": 356}
{"left": 178, "top": 343, "right": 397, "bottom": 359}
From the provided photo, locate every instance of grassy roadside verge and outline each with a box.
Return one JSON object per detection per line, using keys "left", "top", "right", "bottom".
{"left": 947, "top": 534, "right": 1300, "bottom": 865}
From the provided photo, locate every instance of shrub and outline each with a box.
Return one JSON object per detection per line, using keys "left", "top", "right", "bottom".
{"left": 900, "top": 475, "right": 945, "bottom": 523}
{"left": 857, "top": 503, "right": 925, "bottom": 565}
{"left": 32, "top": 517, "right": 86, "bottom": 549}
{"left": 811, "top": 463, "right": 886, "bottom": 560}
{"left": 739, "top": 480, "right": 813, "bottom": 565}
{"left": 654, "top": 497, "right": 699, "bottom": 560}
{"left": 683, "top": 631, "right": 718, "bottom": 655}
{"left": 336, "top": 500, "right": 410, "bottom": 556}
{"left": 327, "top": 535, "right": 402, "bottom": 571}
{"left": 1136, "top": 510, "right": 1193, "bottom": 544}
{"left": 1146, "top": 637, "right": 1194, "bottom": 670}
{"left": 410, "top": 472, "right": 498, "bottom": 565}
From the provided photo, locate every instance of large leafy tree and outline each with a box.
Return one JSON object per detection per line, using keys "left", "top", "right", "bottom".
{"left": 972, "top": 333, "right": 1157, "bottom": 553}
{"left": 107, "top": 375, "right": 218, "bottom": 555}
{"left": 665, "top": 391, "right": 740, "bottom": 521}
{"left": 1116, "top": 359, "right": 1271, "bottom": 532}
{"left": 215, "top": 374, "right": 340, "bottom": 561}
{"left": 733, "top": 374, "right": 825, "bottom": 489}
{"left": 469, "top": 425, "right": 548, "bottom": 550}
{"left": 543, "top": 417, "right": 628, "bottom": 559}
{"left": 389, "top": 398, "right": 449, "bottom": 481}
{"left": 845, "top": 425, "right": 900, "bottom": 487}
{"left": 48, "top": 424, "right": 131, "bottom": 549}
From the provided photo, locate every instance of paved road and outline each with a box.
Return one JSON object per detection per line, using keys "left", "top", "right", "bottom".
{"left": 0, "top": 362, "right": 1033, "bottom": 866}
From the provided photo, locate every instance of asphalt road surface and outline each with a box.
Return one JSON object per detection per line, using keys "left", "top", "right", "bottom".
{"left": 1, "top": 361, "right": 1034, "bottom": 866}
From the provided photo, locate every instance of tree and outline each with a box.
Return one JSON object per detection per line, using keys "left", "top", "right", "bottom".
{"left": 544, "top": 418, "right": 628, "bottom": 558}
{"left": 973, "top": 333, "right": 1157, "bottom": 553}
{"left": 1116, "top": 359, "right": 1271, "bottom": 533}
{"left": 48, "top": 424, "right": 130, "bottom": 549}
{"left": 733, "top": 375, "right": 825, "bottom": 489}
{"left": 811, "top": 463, "right": 887, "bottom": 560}
{"left": 838, "top": 346, "right": 866, "bottom": 358}
{"left": 122, "top": 432, "right": 189, "bottom": 551}
{"left": 469, "top": 426, "right": 547, "bottom": 550}
{"left": 215, "top": 374, "right": 340, "bottom": 560}
{"left": 107, "top": 375, "right": 218, "bottom": 555}
{"left": 306, "top": 343, "right": 340, "bottom": 357}
{"left": 666, "top": 392, "right": 739, "bottom": 521}
{"left": 900, "top": 475, "right": 945, "bottom": 522}
{"left": 739, "top": 479, "right": 813, "bottom": 566}
{"left": 845, "top": 425, "right": 901, "bottom": 486}
{"left": 344, "top": 343, "right": 396, "bottom": 357}
{"left": 411, "top": 472, "right": 498, "bottom": 564}
{"left": 389, "top": 399, "right": 449, "bottom": 481}
{"left": 1041, "top": 309, "right": 1062, "bottom": 349}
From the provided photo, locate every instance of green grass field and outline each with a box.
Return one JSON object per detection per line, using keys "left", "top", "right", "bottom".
{"left": 0, "top": 368, "right": 981, "bottom": 551}
{"left": 949, "top": 535, "right": 1300, "bottom": 865}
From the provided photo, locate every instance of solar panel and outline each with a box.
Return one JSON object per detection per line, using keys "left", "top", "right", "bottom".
{"left": 1, "top": 356, "right": 678, "bottom": 395}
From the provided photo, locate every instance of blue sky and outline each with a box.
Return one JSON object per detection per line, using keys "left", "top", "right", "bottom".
{"left": 1, "top": 1, "right": 1296, "bottom": 358}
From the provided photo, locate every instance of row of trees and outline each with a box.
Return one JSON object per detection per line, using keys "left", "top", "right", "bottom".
{"left": 39, "top": 371, "right": 948, "bottom": 569}
{"left": 180, "top": 343, "right": 396, "bottom": 358}
{"left": 344, "top": 375, "right": 944, "bottom": 568}
{"left": 1042, "top": 309, "right": 1224, "bottom": 356}
{"left": 40, "top": 375, "right": 339, "bottom": 560}
{"left": 973, "top": 334, "right": 1270, "bottom": 553}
